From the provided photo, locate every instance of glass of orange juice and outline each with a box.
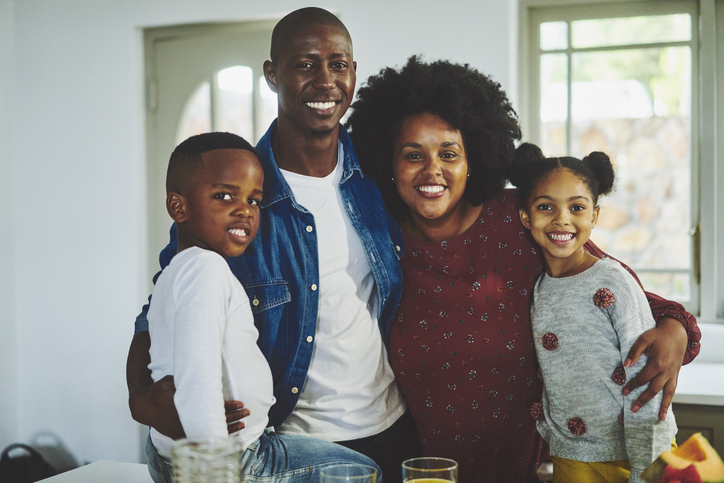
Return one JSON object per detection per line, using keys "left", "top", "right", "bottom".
{"left": 402, "top": 457, "right": 458, "bottom": 483}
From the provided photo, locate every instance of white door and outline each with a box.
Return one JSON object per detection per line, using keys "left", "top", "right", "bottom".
{"left": 144, "top": 21, "right": 277, "bottom": 282}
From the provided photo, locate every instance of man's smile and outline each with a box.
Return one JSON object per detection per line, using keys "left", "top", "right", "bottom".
{"left": 306, "top": 101, "right": 337, "bottom": 110}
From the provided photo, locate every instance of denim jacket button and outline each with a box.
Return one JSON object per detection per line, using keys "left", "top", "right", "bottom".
{"left": 311, "top": 284, "right": 318, "bottom": 291}
{"left": 306, "top": 336, "right": 313, "bottom": 342}
{"left": 252, "top": 298, "right": 260, "bottom": 306}
{"left": 291, "top": 387, "right": 299, "bottom": 394}
{"left": 305, "top": 225, "right": 313, "bottom": 233}
{"left": 395, "top": 245, "right": 401, "bottom": 251}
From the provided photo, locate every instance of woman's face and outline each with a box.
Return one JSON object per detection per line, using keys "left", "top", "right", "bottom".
{"left": 392, "top": 112, "right": 469, "bottom": 224}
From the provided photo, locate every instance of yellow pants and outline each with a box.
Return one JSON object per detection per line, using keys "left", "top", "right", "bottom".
{"left": 551, "top": 457, "right": 632, "bottom": 483}
{"left": 550, "top": 439, "right": 677, "bottom": 483}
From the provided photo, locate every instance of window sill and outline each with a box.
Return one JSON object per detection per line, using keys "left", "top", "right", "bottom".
{"left": 674, "top": 361, "right": 724, "bottom": 406}
{"left": 673, "top": 324, "right": 724, "bottom": 407}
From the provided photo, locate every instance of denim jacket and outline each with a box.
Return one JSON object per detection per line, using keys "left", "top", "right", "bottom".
{"left": 136, "top": 121, "right": 405, "bottom": 429}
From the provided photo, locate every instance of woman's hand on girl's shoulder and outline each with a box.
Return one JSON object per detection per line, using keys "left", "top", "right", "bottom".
{"left": 622, "top": 317, "right": 687, "bottom": 421}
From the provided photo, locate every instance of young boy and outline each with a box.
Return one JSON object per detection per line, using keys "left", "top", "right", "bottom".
{"left": 145, "top": 132, "right": 379, "bottom": 483}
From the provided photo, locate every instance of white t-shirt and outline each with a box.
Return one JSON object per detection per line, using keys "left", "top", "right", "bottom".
{"left": 147, "top": 247, "right": 275, "bottom": 459}
{"left": 277, "top": 144, "right": 406, "bottom": 441}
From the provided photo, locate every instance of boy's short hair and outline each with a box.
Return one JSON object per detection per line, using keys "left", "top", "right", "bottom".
{"left": 166, "top": 132, "right": 258, "bottom": 195}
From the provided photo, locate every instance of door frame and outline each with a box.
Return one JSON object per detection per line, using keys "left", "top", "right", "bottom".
{"left": 143, "top": 20, "right": 276, "bottom": 285}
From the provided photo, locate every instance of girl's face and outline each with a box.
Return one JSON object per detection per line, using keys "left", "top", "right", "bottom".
{"left": 518, "top": 168, "right": 600, "bottom": 277}
{"left": 392, "top": 112, "right": 470, "bottom": 228}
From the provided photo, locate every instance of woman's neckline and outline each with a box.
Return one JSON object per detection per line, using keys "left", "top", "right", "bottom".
{"left": 401, "top": 203, "right": 484, "bottom": 243}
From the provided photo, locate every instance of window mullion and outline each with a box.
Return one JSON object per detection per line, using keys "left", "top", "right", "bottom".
{"left": 566, "top": 20, "right": 573, "bottom": 154}
{"left": 698, "top": 0, "right": 718, "bottom": 320}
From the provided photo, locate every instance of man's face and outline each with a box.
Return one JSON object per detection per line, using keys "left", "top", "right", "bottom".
{"left": 264, "top": 23, "right": 356, "bottom": 136}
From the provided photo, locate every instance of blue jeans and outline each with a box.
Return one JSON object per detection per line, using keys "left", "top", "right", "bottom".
{"left": 146, "top": 429, "right": 382, "bottom": 483}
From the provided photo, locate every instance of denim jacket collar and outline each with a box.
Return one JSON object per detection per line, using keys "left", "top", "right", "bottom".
{"left": 256, "top": 119, "right": 363, "bottom": 209}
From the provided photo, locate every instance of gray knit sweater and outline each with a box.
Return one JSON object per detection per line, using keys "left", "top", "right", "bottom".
{"left": 531, "top": 257, "right": 677, "bottom": 483}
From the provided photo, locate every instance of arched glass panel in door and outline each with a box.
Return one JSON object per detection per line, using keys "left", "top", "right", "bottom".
{"left": 175, "top": 65, "right": 277, "bottom": 146}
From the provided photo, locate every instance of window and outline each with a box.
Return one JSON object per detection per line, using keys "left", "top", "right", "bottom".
{"left": 519, "top": 0, "right": 724, "bottom": 321}
{"left": 144, "top": 21, "right": 276, "bottom": 282}
{"left": 176, "top": 66, "right": 277, "bottom": 146}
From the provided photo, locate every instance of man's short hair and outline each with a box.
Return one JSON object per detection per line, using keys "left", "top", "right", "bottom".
{"left": 166, "top": 132, "right": 257, "bottom": 195}
{"left": 270, "top": 7, "right": 350, "bottom": 63}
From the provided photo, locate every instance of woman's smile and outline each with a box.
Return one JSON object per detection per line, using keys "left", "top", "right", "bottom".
{"left": 415, "top": 183, "right": 446, "bottom": 197}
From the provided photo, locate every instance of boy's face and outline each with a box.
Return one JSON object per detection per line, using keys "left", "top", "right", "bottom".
{"left": 174, "top": 149, "right": 264, "bottom": 259}
{"left": 264, "top": 23, "right": 356, "bottom": 136}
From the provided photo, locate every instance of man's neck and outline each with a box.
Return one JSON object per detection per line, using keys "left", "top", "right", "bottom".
{"left": 272, "top": 120, "right": 340, "bottom": 178}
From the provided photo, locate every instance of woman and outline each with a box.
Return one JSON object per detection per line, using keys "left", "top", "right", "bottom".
{"left": 346, "top": 56, "right": 700, "bottom": 483}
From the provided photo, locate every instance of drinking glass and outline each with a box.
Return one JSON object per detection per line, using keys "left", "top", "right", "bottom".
{"left": 171, "top": 438, "right": 242, "bottom": 483}
{"left": 402, "top": 457, "right": 458, "bottom": 483}
{"left": 320, "top": 463, "right": 379, "bottom": 483}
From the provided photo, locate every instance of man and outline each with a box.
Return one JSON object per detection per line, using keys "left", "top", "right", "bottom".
{"left": 127, "top": 7, "right": 420, "bottom": 481}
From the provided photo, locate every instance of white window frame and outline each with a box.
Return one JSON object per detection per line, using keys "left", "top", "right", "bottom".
{"left": 518, "top": 0, "right": 724, "bottom": 323}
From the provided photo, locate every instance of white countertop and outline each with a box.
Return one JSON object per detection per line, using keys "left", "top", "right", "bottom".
{"left": 673, "top": 361, "right": 724, "bottom": 406}
{"left": 34, "top": 328, "right": 724, "bottom": 482}
{"left": 39, "top": 461, "right": 153, "bottom": 483}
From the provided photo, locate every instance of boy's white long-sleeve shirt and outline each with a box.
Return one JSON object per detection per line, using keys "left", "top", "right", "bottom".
{"left": 531, "top": 257, "right": 676, "bottom": 483}
{"left": 147, "top": 247, "right": 275, "bottom": 459}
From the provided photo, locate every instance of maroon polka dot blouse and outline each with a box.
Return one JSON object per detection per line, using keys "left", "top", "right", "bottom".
{"left": 388, "top": 189, "right": 700, "bottom": 483}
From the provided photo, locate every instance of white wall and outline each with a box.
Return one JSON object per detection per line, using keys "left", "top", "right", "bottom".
{"left": 343, "top": 0, "right": 513, "bottom": 93}
{"left": 0, "top": 0, "right": 19, "bottom": 454}
{"left": 0, "top": 0, "right": 517, "bottom": 466}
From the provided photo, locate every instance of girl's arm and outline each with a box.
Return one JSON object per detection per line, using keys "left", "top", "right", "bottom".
{"left": 606, "top": 267, "right": 677, "bottom": 483}
{"left": 584, "top": 239, "right": 701, "bottom": 421}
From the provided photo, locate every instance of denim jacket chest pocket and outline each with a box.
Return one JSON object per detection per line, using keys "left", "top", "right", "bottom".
{"left": 244, "top": 279, "right": 291, "bottom": 314}
{"left": 241, "top": 279, "right": 292, "bottom": 385}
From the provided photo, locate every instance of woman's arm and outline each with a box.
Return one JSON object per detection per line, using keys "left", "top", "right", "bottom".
{"left": 622, "top": 317, "right": 686, "bottom": 421}
{"left": 584, "top": 239, "right": 701, "bottom": 421}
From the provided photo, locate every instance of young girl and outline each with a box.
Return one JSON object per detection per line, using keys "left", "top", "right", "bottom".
{"left": 509, "top": 143, "right": 677, "bottom": 483}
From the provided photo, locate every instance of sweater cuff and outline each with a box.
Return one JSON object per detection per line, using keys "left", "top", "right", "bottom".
{"left": 647, "top": 292, "right": 701, "bottom": 365}
{"left": 628, "top": 467, "right": 644, "bottom": 483}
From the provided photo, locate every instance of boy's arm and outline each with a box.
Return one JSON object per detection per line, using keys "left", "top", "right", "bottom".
{"left": 584, "top": 239, "right": 701, "bottom": 420}
{"left": 126, "top": 225, "right": 247, "bottom": 437}
{"left": 126, "top": 330, "right": 247, "bottom": 438}
{"left": 172, "top": 254, "right": 231, "bottom": 439}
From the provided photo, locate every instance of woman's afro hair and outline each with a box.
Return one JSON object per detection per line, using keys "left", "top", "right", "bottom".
{"left": 346, "top": 55, "right": 521, "bottom": 221}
